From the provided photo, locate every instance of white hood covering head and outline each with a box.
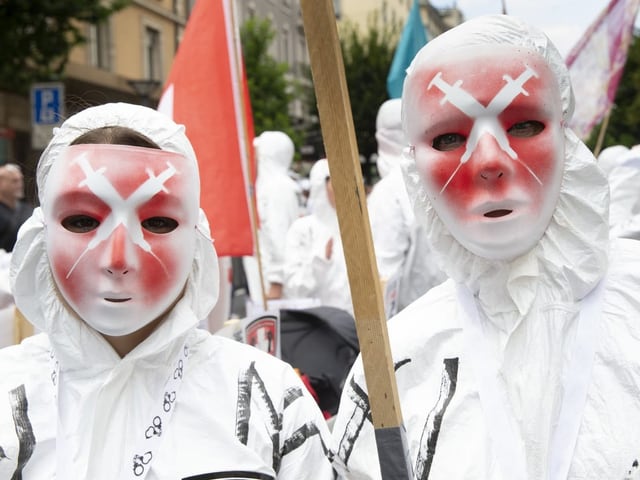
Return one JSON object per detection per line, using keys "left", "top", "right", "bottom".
{"left": 10, "top": 103, "right": 219, "bottom": 355}
{"left": 307, "top": 159, "right": 339, "bottom": 232}
{"left": 375, "top": 98, "right": 405, "bottom": 178}
{"left": 400, "top": 15, "right": 609, "bottom": 324}
{"left": 254, "top": 130, "right": 295, "bottom": 175}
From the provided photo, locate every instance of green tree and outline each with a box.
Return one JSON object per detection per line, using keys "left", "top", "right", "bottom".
{"left": 240, "top": 17, "right": 299, "bottom": 145}
{"left": 0, "top": 0, "right": 129, "bottom": 95}
{"left": 337, "top": 13, "right": 400, "bottom": 182}
{"left": 586, "top": 33, "right": 640, "bottom": 151}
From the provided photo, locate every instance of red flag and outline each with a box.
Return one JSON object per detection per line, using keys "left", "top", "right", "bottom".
{"left": 158, "top": 0, "right": 256, "bottom": 256}
{"left": 566, "top": 0, "right": 640, "bottom": 140}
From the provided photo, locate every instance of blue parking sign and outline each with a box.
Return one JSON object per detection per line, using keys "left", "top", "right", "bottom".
{"left": 31, "top": 83, "right": 64, "bottom": 125}
{"left": 31, "top": 82, "right": 65, "bottom": 149}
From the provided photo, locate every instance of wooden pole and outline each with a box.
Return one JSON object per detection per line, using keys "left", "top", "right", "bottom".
{"left": 13, "top": 308, "right": 34, "bottom": 344}
{"left": 593, "top": 108, "right": 612, "bottom": 158}
{"left": 227, "top": 0, "right": 268, "bottom": 311}
{"left": 300, "top": 0, "right": 412, "bottom": 477}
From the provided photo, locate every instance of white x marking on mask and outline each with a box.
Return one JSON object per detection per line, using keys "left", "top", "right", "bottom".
{"left": 65, "top": 152, "right": 177, "bottom": 278}
{"left": 428, "top": 64, "right": 539, "bottom": 164}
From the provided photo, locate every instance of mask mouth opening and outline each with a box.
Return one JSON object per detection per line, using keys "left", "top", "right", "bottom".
{"left": 484, "top": 209, "right": 513, "bottom": 218}
{"left": 104, "top": 297, "right": 132, "bottom": 303}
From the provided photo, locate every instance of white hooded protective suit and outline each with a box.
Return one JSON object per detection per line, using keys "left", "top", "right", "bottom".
{"left": 0, "top": 103, "right": 333, "bottom": 480}
{"left": 254, "top": 131, "right": 301, "bottom": 287}
{"left": 332, "top": 15, "right": 640, "bottom": 480}
{"left": 283, "top": 159, "right": 354, "bottom": 315}
{"left": 368, "top": 99, "right": 446, "bottom": 313}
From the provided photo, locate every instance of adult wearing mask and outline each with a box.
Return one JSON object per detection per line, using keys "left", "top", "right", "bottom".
{"left": 368, "top": 98, "right": 446, "bottom": 315}
{"left": 283, "top": 159, "right": 353, "bottom": 315}
{"left": 0, "top": 103, "right": 333, "bottom": 479}
{"left": 332, "top": 15, "right": 640, "bottom": 479}
{"left": 251, "top": 131, "right": 301, "bottom": 300}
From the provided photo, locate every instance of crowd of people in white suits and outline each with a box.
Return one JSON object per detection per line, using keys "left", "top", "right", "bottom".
{"left": 2, "top": 11, "right": 640, "bottom": 480}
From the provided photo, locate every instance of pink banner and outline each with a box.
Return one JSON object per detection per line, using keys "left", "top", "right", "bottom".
{"left": 566, "top": 0, "right": 640, "bottom": 140}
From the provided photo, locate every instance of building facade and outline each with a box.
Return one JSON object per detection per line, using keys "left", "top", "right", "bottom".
{"left": 339, "top": 0, "right": 463, "bottom": 37}
{"left": 235, "top": 1, "right": 313, "bottom": 145}
{"left": 1, "top": 0, "right": 192, "bottom": 202}
{"left": 1, "top": 0, "right": 461, "bottom": 200}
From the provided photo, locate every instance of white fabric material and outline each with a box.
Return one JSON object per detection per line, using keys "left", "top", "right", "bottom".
{"left": 607, "top": 163, "right": 640, "bottom": 232}
{"left": 334, "top": 240, "right": 640, "bottom": 479}
{"left": 0, "top": 103, "right": 333, "bottom": 479}
{"left": 283, "top": 159, "right": 353, "bottom": 314}
{"left": 606, "top": 146, "right": 640, "bottom": 239}
{"left": 0, "top": 332, "right": 334, "bottom": 479}
{"left": 254, "top": 131, "right": 300, "bottom": 285}
{"left": 369, "top": 167, "right": 415, "bottom": 280}
{"left": 368, "top": 99, "right": 446, "bottom": 311}
{"left": 0, "top": 249, "right": 14, "bottom": 348}
{"left": 374, "top": 99, "right": 405, "bottom": 179}
{"left": 597, "top": 144, "right": 629, "bottom": 176}
{"left": 332, "top": 15, "right": 640, "bottom": 479}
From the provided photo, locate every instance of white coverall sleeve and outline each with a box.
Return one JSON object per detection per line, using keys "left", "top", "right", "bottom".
{"left": 283, "top": 219, "right": 332, "bottom": 300}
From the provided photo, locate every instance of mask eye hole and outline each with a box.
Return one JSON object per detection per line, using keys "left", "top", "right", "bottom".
{"left": 61, "top": 215, "right": 100, "bottom": 233}
{"left": 141, "top": 217, "right": 179, "bottom": 234}
{"left": 433, "top": 133, "right": 466, "bottom": 151}
{"left": 508, "top": 120, "right": 545, "bottom": 138}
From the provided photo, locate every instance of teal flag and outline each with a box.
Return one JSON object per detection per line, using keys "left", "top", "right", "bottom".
{"left": 386, "top": 0, "right": 428, "bottom": 98}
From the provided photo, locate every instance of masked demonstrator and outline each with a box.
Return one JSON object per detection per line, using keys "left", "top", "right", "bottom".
{"left": 254, "top": 131, "right": 301, "bottom": 299}
{"left": 368, "top": 98, "right": 446, "bottom": 314}
{"left": 332, "top": 15, "right": 640, "bottom": 480}
{"left": 0, "top": 103, "right": 334, "bottom": 479}
{"left": 283, "top": 159, "right": 354, "bottom": 315}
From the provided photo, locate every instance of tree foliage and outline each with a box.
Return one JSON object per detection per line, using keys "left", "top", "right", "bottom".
{"left": 586, "top": 33, "right": 640, "bottom": 151}
{"left": 338, "top": 13, "right": 400, "bottom": 168}
{"left": 0, "top": 0, "right": 129, "bottom": 95}
{"left": 240, "top": 17, "right": 297, "bottom": 143}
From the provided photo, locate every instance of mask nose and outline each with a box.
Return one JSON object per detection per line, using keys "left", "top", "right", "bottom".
{"left": 104, "top": 225, "right": 136, "bottom": 276}
{"left": 471, "top": 133, "right": 514, "bottom": 183}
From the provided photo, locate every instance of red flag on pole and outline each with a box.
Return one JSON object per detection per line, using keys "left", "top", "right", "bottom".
{"left": 566, "top": 0, "right": 640, "bottom": 140}
{"left": 158, "top": 0, "right": 256, "bottom": 257}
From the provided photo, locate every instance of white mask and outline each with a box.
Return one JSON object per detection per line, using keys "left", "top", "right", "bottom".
{"left": 43, "top": 144, "right": 200, "bottom": 336}
{"left": 404, "top": 45, "right": 565, "bottom": 260}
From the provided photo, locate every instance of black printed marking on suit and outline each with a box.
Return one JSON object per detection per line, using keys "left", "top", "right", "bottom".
{"left": 414, "top": 357, "right": 459, "bottom": 480}
{"left": 235, "top": 362, "right": 330, "bottom": 473}
{"left": 8, "top": 384, "right": 36, "bottom": 480}
{"left": 336, "top": 358, "right": 412, "bottom": 466}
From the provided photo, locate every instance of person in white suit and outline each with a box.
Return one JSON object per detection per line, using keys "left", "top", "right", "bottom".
{"left": 283, "top": 159, "right": 354, "bottom": 315}
{"left": 0, "top": 103, "right": 334, "bottom": 480}
{"left": 252, "top": 131, "right": 301, "bottom": 300}
{"left": 368, "top": 98, "right": 446, "bottom": 315}
{"left": 332, "top": 15, "right": 640, "bottom": 479}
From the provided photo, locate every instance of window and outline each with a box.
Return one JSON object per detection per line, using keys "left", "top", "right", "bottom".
{"left": 88, "top": 21, "right": 111, "bottom": 70}
{"left": 144, "top": 26, "right": 162, "bottom": 81}
{"left": 281, "top": 26, "right": 290, "bottom": 65}
{"left": 175, "top": 25, "right": 185, "bottom": 53}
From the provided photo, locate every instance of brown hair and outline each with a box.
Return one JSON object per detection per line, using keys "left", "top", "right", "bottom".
{"left": 70, "top": 126, "right": 160, "bottom": 149}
